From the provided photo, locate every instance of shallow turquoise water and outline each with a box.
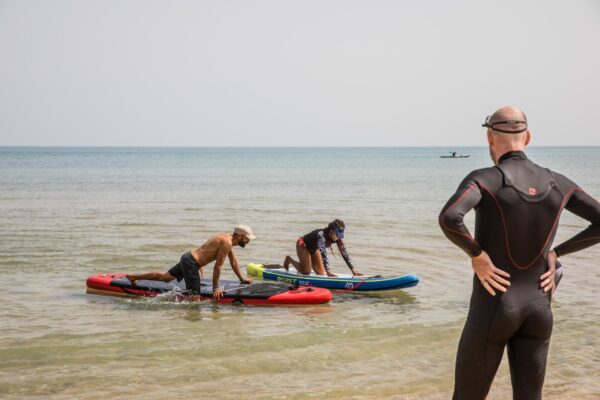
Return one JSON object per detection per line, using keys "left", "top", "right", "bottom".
{"left": 1, "top": 147, "right": 599, "bottom": 399}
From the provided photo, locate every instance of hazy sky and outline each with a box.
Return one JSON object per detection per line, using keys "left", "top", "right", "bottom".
{"left": 1, "top": 0, "right": 599, "bottom": 146}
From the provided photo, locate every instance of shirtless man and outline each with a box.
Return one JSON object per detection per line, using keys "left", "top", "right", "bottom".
{"left": 126, "top": 225, "right": 255, "bottom": 300}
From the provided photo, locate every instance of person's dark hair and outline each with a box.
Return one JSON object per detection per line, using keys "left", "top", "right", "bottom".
{"left": 328, "top": 219, "right": 345, "bottom": 231}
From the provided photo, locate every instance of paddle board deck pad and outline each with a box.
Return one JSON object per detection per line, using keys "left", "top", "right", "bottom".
{"left": 246, "top": 264, "right": 419, "bottom": 292}
{"left": 86, "top": 273, "right": 332, "bottom": 305}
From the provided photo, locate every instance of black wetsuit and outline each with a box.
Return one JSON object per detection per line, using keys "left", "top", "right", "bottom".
{"left": 439, "top": 150, "right": 600, "bottom": 400}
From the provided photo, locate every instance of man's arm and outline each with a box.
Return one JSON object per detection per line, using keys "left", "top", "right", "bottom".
{"left": 228, "top": 250, "right": 252, "bottom": 284}
{"left": 212, "top": 242, "right": 230, "bottom": 298}
{"left": 438, "top": 174, "right": 483, "bottom": 257}
{"left": 439, "top": 173, "right": 511, "bottom": 296}
{"left": 553, "top": 189, "right": 600, "bottom": 257}
{"left": 540, "top": 182, "right": 600, "bottom": 296}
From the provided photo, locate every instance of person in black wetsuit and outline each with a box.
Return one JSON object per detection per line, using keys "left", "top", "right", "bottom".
{"left": 439, "top": 105, "right": 600, "bottom": 400}
{"left": 283, "top": 219, "right": 363, "bottom": 277}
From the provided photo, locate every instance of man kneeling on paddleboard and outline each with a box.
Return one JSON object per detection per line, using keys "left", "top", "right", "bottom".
{"left": 126, "top": 225, "right": 255, "bottom": 300}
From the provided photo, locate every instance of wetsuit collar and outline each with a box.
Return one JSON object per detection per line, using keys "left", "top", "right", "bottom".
{"left": 498, "top": 150, "right": 527, "bottom": 163}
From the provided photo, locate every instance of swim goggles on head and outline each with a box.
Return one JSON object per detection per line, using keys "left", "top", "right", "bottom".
{"left": 482, "top": 115, "right": 528, "bottom": 134}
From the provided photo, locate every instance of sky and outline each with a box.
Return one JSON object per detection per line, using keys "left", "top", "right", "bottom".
{"left": 0, "top": 0, "right": 599, "bottom": 146}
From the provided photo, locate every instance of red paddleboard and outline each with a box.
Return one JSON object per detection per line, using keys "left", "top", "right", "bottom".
{"left": 86, "top": 273, "right": 331, "bottom": 305}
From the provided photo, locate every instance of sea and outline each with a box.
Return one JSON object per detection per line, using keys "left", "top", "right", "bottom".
{"left": 1, "top": 146, "right": 599, "bottom": 399}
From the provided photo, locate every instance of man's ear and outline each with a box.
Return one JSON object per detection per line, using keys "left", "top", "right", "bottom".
{"left": 487, "top": 130, "right": 494, "bottom": 146}
{"left": 524, "top": 130, "right": 531, "bottom": 146}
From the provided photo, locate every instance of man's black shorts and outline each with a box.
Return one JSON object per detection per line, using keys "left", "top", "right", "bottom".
{"left": 168, "top": 252, "right": 201, "bottom": 295}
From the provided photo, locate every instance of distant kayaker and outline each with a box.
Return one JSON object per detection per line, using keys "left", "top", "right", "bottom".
{"left": 126, "top": 225, "right": 255, "bottom": 300}
{"left": 283, "top": 219, "right": 362, "bottom": 277}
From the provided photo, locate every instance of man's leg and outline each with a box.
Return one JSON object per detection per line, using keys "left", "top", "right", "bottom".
{"left": 453, "top": 317, "right": 506, "bottom": 399}
{"left": 127, "top": 257, "right": 184, "bottom": 286}
{"left": 454, "top": 289, "right": 526, "bottom": 400}
{"left": 507, "top": 303, "right": 553, "bottom": 400}
{"left": 180, "top": 253, "right": 201, "bottom": 295}
{"left": 126, "top": 271, "right": 175, "bottom": 285}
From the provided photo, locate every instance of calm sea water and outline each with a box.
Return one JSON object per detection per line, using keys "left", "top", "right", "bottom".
{"left": 1, "top": 147, "right": 599, "bottom": 399}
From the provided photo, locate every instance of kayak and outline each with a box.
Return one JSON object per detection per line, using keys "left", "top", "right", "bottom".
{"left": 440, "top": 155, "right": 470, "bottom": 158}
{"left": 86, "top": 273, "right": 332, "bottom": 305}
{"left": 246, "top": 263, "right": 419, "bottom": 292}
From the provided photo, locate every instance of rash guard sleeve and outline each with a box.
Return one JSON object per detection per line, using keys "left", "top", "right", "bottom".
{"left": 335, "top": 239, "right": 354, "bottom": 271}
{"left": 439, "top": 174, "right": 483, "bottom": 257}
{"left": 554, "top": 189, "right": 600, "bottom": 257}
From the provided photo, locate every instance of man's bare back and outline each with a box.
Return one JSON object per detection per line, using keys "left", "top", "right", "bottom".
{"left": 191, "top": 233, "right": 234, "bottom": 267}
{"left": 126, "top": 225, "right": 256, "bottom": 300}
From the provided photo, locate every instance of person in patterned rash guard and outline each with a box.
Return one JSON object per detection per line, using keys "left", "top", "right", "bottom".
{"left": 283, "top": 219, "right": 363, "bottom": 277}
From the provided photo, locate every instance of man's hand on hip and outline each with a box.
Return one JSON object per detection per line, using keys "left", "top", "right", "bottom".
{"left": 540, "top": 250, "right": 558, "bottom": 296}
{"left": 471, "top": 250, "right": 511, "bottom": 296}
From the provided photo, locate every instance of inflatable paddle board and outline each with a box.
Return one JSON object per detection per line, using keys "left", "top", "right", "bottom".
{"left": 86, "top": 273, "right": 332, "bottom": 305}
{"left": 246, "top": 263, "right": 419, "bottom": 292}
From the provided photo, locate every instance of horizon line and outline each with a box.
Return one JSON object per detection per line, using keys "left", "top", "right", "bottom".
{"left": 2, "top": 145, "right": 600, "bottom": 149}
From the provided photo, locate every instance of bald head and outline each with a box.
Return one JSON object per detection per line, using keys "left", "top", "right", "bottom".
{"left": 488, "top": 105, "right": 528, "bottom": 133}
{"left": 485, "top": 105, "right": 531, "bottom": 164}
